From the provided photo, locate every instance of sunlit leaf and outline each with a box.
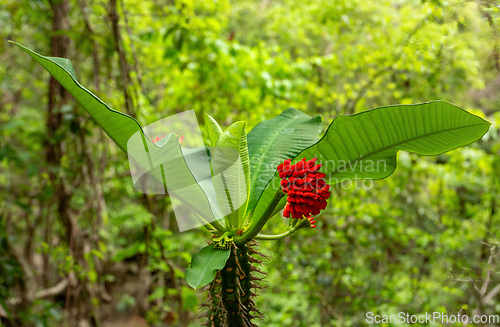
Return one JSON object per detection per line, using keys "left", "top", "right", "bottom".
{"left": 204, "top": 113, "right": 223, "bottom": 147}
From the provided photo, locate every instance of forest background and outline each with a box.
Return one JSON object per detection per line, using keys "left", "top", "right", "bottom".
{"left": 1, "top": 0, "right": 500, "bottom": 326}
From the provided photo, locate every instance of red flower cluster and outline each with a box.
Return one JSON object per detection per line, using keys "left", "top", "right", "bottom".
{"left": 277, "top": 158, "right": 330, "bottom": 226}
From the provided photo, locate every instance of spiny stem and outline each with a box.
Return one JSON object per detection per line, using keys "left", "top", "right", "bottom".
{"left": 204, "top": 242, "right": 264, "bottom": 327}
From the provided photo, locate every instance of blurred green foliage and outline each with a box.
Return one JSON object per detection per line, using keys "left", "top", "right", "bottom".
{"left": 0, "top": 0, "right": 499, "bottom": 326}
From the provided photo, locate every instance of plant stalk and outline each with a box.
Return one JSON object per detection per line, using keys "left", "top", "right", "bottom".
{"left": 255, "top": 218, "right": 308, "bottom": 240}
{"left": 235, "top": 190, "right": 284, "bottom": 246}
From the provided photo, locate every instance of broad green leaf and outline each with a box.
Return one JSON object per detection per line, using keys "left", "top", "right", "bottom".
{"left": 10, "top": 41, "right": 141, "bottom": 153}
{"left": 252, "top": 101, "right": 491, "bottom": 220}
{"left": 185, "top": 244, "right": 231, "bottom": 289}
{"left": 246, "top": 108, "right": 322, "bottom": 215}
{"left": 11, "top": 41, "right": 222, "bottom": 229}
{"left": 211, "top": 122, "right": 250, "bottom": 228}
{"left": 204, "top": 113, "right": 223, "bottom": 147}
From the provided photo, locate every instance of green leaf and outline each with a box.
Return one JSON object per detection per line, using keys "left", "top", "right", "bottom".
{"left": 185, "top": 244, "right": 231, "bottom": 289}
{"left": 10, "top": 41, "right": 141, "bottom": 153}
{"left": 246, "top": 108, "right": 321, "bottom": 215}
{"left": 252, "top": 101, "right": 491, "bottom": 220}
{"left": 11, "top": 41, "right": 222, "bottom": 229}
{"left": 204, "top": 113, "right": 223, "bottom": 147}
{"left": 211, "top": 121, "right": 250, "bottom": 228}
